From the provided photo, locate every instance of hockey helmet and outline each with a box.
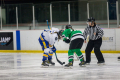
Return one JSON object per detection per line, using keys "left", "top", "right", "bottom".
{"left": 87, "top": 17, "right": 95, "bottom": 22}
{"left": 65, "top": 25, "right": 72, "bottom": 29}
{"left": 57, "top": 30, "right": 64, "bottom": 39}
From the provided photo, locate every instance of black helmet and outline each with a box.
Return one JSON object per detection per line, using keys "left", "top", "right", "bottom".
{"left": 65, "top": 25, "right": 72, "bottom": 29}
{"left": 87, "top": 17, "right": 95, "bottom": 22}
{"left": 57, "top": 30, "right": 64, "bottom": 39}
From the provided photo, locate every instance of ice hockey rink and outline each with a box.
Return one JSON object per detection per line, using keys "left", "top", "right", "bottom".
{"left": 0, "top": 53, "right": 120, "bottom": 80}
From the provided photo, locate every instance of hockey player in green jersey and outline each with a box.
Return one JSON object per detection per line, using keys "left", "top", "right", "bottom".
{"left": 62, "top": 25, "right": 86, "bottom": 68}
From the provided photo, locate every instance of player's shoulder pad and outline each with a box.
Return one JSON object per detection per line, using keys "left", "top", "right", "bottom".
{"left": 44, "top": 29, "right": 50, "bottom": 32}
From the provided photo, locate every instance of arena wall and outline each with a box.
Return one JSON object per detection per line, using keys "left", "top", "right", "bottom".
{"left": 0, "top": 28, "right": 120, "bottom": 53}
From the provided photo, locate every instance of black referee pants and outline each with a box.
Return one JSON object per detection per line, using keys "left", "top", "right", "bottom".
{"left": 85, "top": 38, "right": 105, "bottom": 63}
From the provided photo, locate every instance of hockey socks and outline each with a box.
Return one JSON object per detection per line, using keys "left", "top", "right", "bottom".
{"left": 68, "top": 49, "right": 84, "bottom": 62}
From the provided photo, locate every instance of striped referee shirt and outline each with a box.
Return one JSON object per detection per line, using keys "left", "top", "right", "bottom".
{"left": 83, "top": 25, "right": 104, "bottom": 40}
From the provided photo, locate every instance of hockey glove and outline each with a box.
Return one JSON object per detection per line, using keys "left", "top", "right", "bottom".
{"left": 63, "top": 39, "right": 70, "bottom": 43}
{"left": 51, "top": 45, "right": 56, "bottom": 53}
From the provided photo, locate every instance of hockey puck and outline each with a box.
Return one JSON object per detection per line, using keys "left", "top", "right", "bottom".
{"left": 118, "top": 57, "right": 120, "bottom": 59}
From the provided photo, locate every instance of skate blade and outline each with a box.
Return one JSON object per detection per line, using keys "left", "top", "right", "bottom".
{"left": 85, "top": 63, "right": 90, "bottom": 65}
{"left": 49, "top": 65, "right": 55, "bottom": 68}
{"left": 97, "top": 63, "right": 105, "bottom": 66}
{"left": 41, "top": 65, "right": 49, "bottom": 68}
{"left": 80, "top": 65, "right": 86, "bottom": 67}
{"left": 49, "top": 64, "right": 55, "bottom": 66}
{"left": 64, "top": 66, "right": 73, "bottom": 69}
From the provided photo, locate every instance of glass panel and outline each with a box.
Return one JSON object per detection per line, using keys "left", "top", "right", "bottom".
{"left": 2, "top": 4, "right": 17, "bottom": 30}
{"left": 52, "top": 2, "right": 68, "bottom": 29}
{"left": 119, "top": 0, "right": 120, "bottom": 28}
{"left": 34, "top": 3, "right": 50, "bottom": 30}
{"left": 77, "top": 1, "right": 87, "bottom": 21}
{"left": 70, "top": 1, "right": 87, "bottom": 29}
{"left": 109, "top": 0, "right": 117, "bottom": 20}
{"left": 18, "top": 4, "right": 33, "bottom": 30}
{"left": 70, "top": 2, "right": 78, "bottom": 21}
{"left": 108, "top": 0, "right": 117, "bottom": 28}
{"left": 89, "top": 0, "right": 109, "bottom": 28}
{"left": 52, "top": 2, "right": 60, "bottom": 22}
{"left": 52, "top": 2, "right": 68, "bottom": 22}
{"left": 1, "top": 0, "right": 117, "bottom": 30}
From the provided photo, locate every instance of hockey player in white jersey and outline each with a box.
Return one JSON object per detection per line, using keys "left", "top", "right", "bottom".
{"left": 38, "top": 27, "right": 60, "bottom": 67}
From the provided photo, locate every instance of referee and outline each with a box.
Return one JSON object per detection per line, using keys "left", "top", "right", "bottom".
{"left": 83, "top": 17, "right": 105, "bottom": 65}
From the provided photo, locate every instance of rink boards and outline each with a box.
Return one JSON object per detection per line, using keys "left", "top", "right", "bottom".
{"left": 0, "top": 28, "right": 120, "bottom": 53}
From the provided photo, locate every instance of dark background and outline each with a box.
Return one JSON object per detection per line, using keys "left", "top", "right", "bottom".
{"left": 0, "top": 32, "right": 13, "bottom": 50}
{"left": 0, "top": 0, "right": 118, "bottom": 24}
{"left": 0, "top": 0, "right": 77, "bottom": 4}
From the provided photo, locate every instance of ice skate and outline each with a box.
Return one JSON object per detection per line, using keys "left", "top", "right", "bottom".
{"left": 64, "top": 61, "right": 73, "bottom": 69}
{"left": 97, "top": 61, "right": 105, "bottom": 65}
{"left": 85, "top": 62, "right": 90, "bottom": 65}
{"left": 79, "top": 60, "right": 86, "bottom": 67}
{"left": 47, "top": 60, "right": 55, "bottom": 66}
{"left": 41, "top": 61, "right": 49, "bottom": 68}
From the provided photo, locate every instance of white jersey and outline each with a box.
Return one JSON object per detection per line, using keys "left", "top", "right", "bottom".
{"left": 50, "top": 27, "right": 59, "bottom": 33}
{"left": 42, "top": 27, "right": 59, "bottom": 46}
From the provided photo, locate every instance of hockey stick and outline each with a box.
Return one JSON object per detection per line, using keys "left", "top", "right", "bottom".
{"left": 46, "top": 20, "right": 65, "bottom": 65}
{"left": 74, "top": 53, "right": 79, "bottom": 61}
{"left": 54, "top": 52, "right": 65, "bottom": 65}
{"left": 46, "top": 20, "right": 50, "bottom": 29}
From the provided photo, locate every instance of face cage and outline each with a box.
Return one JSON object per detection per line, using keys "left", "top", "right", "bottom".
{"left": 86, "top": 21, "right": 94, "bottom": 25}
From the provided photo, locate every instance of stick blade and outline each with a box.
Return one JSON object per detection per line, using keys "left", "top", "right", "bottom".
{"left": 57, "top": 59, "right": 64, "bottom": 65}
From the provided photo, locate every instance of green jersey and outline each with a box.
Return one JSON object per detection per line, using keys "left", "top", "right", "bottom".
{"left": 62, "top": 29, "right": 84, "bottom": 41}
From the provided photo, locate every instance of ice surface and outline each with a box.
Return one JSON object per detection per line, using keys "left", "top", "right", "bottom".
{"left": 0, "top": 53, "right": 120, "bottom": 80}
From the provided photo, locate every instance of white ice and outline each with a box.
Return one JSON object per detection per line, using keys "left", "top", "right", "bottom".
{"left": 0, "top": 53, "right": 120, "bottom": 80}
